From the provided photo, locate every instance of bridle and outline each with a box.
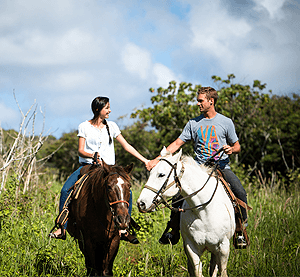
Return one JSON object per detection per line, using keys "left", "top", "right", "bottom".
{"left": 104, "top": 171, "right": 130, "bottom": 217}
{"left": 143, "top": 158, "right": 185, "bottom": 212}
{"left": 93, "top": 153, "right": 130, "bottom": 218}
{"left": 143, "top": 148, "right": 225, "bottom": 213}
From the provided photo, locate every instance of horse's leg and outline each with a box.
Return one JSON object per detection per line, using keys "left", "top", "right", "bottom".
{"left": 79, "top": 239, "right": 100, "bottom": 276}
{"left": 209, "top": 253, "right": 218, "bottom": 277}
{"left": 213, "top": 238, "right": 230, "bottom": 277}
{"left": 183, "top": 241, "right": 205, "bottom": 277}
{"left": 102, "top": 236, "right": 120, "bottom": 276}
{"left": 78, "top": 243, "right": 94, "bottom": 276}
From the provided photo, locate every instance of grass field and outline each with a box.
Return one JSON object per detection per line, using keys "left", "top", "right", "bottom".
{"left": 0, "top": 174, "right": 299, "bottom": 276}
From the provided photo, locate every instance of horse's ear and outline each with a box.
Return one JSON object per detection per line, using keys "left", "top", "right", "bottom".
{"left": 124, "top": 163, "right": 134, "bottom": 174}
{"left": 160, "top": 146, "right": 171, "bottom": 157}
{"left": 102, "top": 159, "right": 110, "bottom": 173}
{"left": 172, "top": 149, "right": 182, "bottom": 163}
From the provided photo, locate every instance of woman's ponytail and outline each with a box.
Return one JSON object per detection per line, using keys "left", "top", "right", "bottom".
{"left": 103, "top": 119, "right": 112, "bottom": 144}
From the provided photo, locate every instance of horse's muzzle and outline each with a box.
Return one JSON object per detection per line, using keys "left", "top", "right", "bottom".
{"left": 114, "top": 214, "right": 130, "bottom": 229}
{"left": 137, "top": 200, "right": 156, "bottom": 213}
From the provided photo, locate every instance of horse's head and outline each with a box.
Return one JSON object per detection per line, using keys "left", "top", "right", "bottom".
{"left": 102, "top": 161, "right": 134, "bottom": 230}
{"left": 137, "top": 147, "right": 182, "bottom": 213}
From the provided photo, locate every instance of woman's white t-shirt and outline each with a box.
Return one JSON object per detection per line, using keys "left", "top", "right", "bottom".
{"left": 77, "top": 120, "right": 121, "bottom": 165}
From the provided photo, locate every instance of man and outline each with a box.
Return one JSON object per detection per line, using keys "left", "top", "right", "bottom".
{"left": 147, "top": 87, "right": 248, "bottom": 247}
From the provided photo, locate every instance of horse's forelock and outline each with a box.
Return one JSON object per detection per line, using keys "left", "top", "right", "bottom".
{"left": 86, "top": 166, "right": 106, "bottom": 190}
{"left": 112, "top": 166, "right": 131, "bottom": 184}
{"left": 83, "top": 165, "right": 131, "bottom": 196}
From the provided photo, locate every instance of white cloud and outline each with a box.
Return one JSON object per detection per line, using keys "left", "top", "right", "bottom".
{"left": 153, "top": 63, "right": 177, "bottom": 88}
{"left": 44, "top": 71, "right": 94, "bottom": 91}
{"left": 0, "top": 0, "right": 299, "bottom": 138}
{"left": 0, "top": 28, "right": 104, "bottom": 66}
{"left": 253, "top": 0, "right": 286, "bottom": 20}
{"left": 189, "top": 0, "right": 252, "bottom": 58}
{"left": 121, "top": 43, "right": 152, "bottom": 80}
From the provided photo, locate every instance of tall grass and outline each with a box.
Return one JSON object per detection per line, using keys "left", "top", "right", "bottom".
{"left": 0, "top": 173, "right": 299, "bottom": 276}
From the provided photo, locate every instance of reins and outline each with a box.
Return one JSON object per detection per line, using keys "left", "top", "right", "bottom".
{"left": 93, "top": 153, "right": 130, "bottom": 215}
{"left": 145, "top": 148, "right": 225, "bottom": 213}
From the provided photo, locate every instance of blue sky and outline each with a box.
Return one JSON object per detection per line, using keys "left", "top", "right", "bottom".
{"left": 1, "top": 0, "right": 299, "bottom": 138}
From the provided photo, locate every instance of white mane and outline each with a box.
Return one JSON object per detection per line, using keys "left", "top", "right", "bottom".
{"left": 181, "top": 155, "right": 215, "bottom": 176}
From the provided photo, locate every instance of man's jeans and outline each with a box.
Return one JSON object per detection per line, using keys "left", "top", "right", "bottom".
{"left": 221, "top": 168, "right": 248, "bottom": 223}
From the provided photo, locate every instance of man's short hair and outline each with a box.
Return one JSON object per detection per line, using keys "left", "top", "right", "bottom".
{"left": 197, "top": 87, "right": 218, "bottom": 105}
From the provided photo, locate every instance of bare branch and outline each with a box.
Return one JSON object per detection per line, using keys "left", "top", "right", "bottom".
{"left": 276, "top": 128, "right": 290, "bottom": 171}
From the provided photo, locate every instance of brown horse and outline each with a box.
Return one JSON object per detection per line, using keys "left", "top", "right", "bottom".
{"left": 67, "top": 161, "right": 133, "bottom": 276}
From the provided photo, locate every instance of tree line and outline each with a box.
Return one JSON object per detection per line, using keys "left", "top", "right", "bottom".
{"left": 33, "top": 74, "right": 300, "bottom": 186}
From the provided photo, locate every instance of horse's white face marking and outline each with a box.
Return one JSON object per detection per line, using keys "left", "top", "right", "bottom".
{"left": 116, "top": 177, "right": 125, "bottom": 203}
{"left": 137, "top": 148, "right": 182, "bottom": 212}
{"left": 116, "top": 177, "right": 124, "bottom": 198}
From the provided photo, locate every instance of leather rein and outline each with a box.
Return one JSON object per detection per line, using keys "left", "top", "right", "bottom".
{"left": 93, "top": 152, "right": 129, "bottom": 216}
{"left": 144, "top": 148, "right": 225, "bottom": 213}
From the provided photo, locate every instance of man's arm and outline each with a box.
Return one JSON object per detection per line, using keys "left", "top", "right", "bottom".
{"left": 223, "top": 141, "right": 241, "bottom": 155}
{"left": 146, "top": 138, "right": 185, "bottom": 171}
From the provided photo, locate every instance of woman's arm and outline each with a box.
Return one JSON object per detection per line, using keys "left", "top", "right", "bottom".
{"left": 116, "top": 134, "right": 149, "bottom": 165}
{"left": 146, "top": 138, "right": 185, "bottom": 171}
{"left": 78, "top": 137, "right": 96, "bottom": 159}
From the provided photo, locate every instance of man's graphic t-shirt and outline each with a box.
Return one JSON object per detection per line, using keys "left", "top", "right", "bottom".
{"left": 179, "top": 113, "right": 238, "bottom": 169}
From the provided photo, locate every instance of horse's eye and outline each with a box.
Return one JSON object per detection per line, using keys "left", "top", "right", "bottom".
{"left": 158, "top": 173, "right": 165, "bottom": 178}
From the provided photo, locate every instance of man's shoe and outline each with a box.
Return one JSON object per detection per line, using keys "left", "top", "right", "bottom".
{"left": 159, "top": 231, "right": 180, "bottom": 245}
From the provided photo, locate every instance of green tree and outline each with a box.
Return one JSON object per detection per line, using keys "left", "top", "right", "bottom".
{"left": 114, "top": 121, "right": 159, "bottom": 182}
{"left": 42, "top": 131, "right": 78, "bottom": 178}
{"left": 131, "top": 81, "right": 202, "bottom": 157}
{"left": 130, "top": 75, "right": 300, "bottom": 182}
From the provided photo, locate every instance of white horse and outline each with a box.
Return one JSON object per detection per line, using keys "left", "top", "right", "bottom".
{"left": 137, "top": 147, "right": 235, "bottom": 277}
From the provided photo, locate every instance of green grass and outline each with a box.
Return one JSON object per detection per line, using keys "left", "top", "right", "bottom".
{"left": 0, "top": 176, "right": 299, "bottom": 276}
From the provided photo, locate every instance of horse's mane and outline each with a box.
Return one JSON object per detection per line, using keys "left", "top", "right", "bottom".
{"left": 181, "top": 155, "right": 217, "bottom": 177}
{"left": 85, "top": 164, "right": 131, "bottom": 192}
{"left": 111, "top": 165, "right": 131, "bottom": 183}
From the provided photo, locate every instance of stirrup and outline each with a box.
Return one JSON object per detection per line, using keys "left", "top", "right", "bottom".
{"left": 49, "top": 228, "right": 66, "bottom": 240}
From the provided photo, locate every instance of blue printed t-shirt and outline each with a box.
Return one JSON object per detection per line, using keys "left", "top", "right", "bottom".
{"left": 179, "top": 113, "right": 238, "bottom": 169}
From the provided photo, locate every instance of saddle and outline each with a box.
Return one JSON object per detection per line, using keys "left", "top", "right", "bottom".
{"left": 49, "top": 165, "right": 92, "bottom": 236}
{"left": 50, "top": 164, "right": 141, "bottom": 238}
{"left": 217, "top": 170, "right": 252, "bottom": 249}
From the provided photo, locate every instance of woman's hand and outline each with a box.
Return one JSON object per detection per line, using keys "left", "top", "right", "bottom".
{"left": 146, "top": 159, "right": 159, "bottom": 171}
{"left": 92, "top": 152, "right": 102, "bottom": 165}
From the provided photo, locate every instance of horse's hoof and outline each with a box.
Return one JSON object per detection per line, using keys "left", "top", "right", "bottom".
{"left": 159, "top": 232, "right": 180, "bottom": 245}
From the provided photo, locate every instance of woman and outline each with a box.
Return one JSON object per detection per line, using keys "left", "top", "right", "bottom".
{"left": 49, "top": 96, "right": 149, "bottom": 243}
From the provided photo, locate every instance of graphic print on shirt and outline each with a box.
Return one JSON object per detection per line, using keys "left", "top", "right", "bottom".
{"left": 197, "top": 125, "right": 220, "bottom": 160}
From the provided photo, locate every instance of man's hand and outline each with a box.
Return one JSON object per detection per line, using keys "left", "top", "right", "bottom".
{"left": 223, "top": 145, "right": 233, "bottom": 155}
{"left": 223, "top": 141, "right": 241, "bottom": 155}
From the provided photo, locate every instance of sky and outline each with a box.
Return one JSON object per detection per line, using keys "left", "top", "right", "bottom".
{"left": 1, "top": 0, "right": 299, "bottom": 139}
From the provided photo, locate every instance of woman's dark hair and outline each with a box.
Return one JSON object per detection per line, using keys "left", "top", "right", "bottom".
{"left": 91, "top": 96, "right": 112, "bottom": 144}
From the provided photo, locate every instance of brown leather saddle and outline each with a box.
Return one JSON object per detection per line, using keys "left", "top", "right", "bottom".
{"left": 217, "top": 169, "right": 252, "bottom": 248}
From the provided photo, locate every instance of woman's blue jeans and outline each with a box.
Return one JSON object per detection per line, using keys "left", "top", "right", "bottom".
{"left": 59, "top": 166, "right": 133, "bottom": 228}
